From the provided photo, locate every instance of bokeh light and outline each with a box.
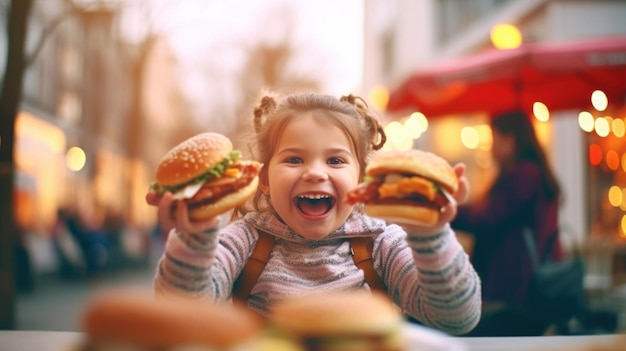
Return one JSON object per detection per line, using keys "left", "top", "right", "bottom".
{"left": 591, "top": 90, "right": 608, "bottom": 112}
{"left": 608, "top": 186, "right": 622, "bottom": 207}
{"left": 403, "top": 112, "right": 427, "bottom": 139}
{"left": 533, "top": 102, "right": 550, "bottom": 122}
{"left": 595, "top": 117, "right": 610, "bottom": 137}
{"left": 606, "top": 150, "right": 620, "bottom": 171}
{"left": 475, "top": 124, "right": 493, "bottom": 150}
{"left": 578, "top": 111, "right": 594, "bottom": 132}
{"left": 66, "top": 146, "right": 86, "bottom": 171}
{"left": 369, "top": 85, "right": 390, "bottom": 111}
{"left": 382, "top": 121, "right": 413, "bottom": 151}
{"left": 612, "top": 118, "right": 625, "bottom": 137}
{"left": 589, "top": 144, "right": 602, "bottom": 166}
{"left": 413, "top": 112, "right": 429, "bottom": 133}
{"left": 461, "top": 126, "right": 480, "bottom": 149}
{"left": 490, "top": 24, "right": 522, "bottom": 49}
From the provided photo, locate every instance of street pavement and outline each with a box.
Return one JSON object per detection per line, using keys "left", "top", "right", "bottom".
{"left": 16, "top": 266, "right": 155, "bottom": 331}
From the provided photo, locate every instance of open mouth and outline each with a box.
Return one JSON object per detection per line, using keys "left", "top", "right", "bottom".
{"left": 296, "top": 194, "right": 335, "bottom": 217}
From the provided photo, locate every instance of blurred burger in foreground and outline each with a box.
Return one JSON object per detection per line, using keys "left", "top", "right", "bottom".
{"left": 346, "top": 149, "right": 458, "bottom": 227}
{"left": 150, "top": 132, "right": 262, "bottom": 220}
{"left": 268, "top": 291, "right": 406, "bottom": 351}
{"left": 79, "top": 290, "right": 265, "bottom": 350}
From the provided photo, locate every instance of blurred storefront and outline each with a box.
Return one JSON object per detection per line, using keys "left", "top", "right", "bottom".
{"left": 585, "top": 105, "right": 626, "bottom": 286}
{"left": 10, "top": 0, "right": 166, "bottom": 277}
{"left": 364, "top": 0, "right": 626, "bottom": 325}
{"left": 15, "top": 110, "right": 66, "bottom": 233}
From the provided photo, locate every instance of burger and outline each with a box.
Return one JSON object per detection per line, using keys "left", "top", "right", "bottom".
{"left": 268, "top": 291, "right": 406, "bottom": 351}
{"left": 346, "top": 149, "right": 458, "bottom": 227}
{"left": 79, "top": 289, "right": 266, "bottom": 350}
{"left": 150, "top": 132, "right": 262, "bottom": 220}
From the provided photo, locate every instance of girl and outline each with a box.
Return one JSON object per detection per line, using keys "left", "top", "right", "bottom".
{"left": 147, "top": 92, "right": 481, "bottom": 335}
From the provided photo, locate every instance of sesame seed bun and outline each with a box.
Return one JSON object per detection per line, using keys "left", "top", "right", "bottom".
{"left": 155, "top": 132, "right": 232, "bottom": 187}
{"left": 80, "top": 290, "right": 263, "bottom": 349}
{"left": 366, "top": 149, "right": 458, "bottom": 194}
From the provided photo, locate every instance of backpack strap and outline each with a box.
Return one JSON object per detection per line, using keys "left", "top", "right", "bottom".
{"left": 232, "top": 229, "right": 275, "bottom": 302}
{"left": 232, "top": 231, "right": 386, "bottom": 303}
{"left": 350, "top": 236, "right": 387, "bottom": 293}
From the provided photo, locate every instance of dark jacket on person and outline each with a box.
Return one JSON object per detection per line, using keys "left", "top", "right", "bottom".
{"left": 452, "top": 161, "right": 563, "bottom": 307}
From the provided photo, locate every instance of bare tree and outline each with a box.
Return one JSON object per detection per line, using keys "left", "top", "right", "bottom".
{"left": 0, "top": 0, "right": 32, "bottom": 330}
{"left": 229, "top": 4, "right": 322, "bottom": 151}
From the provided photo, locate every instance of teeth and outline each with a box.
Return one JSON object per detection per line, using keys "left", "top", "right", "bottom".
{"left": 298, "top": 194, "right": 331, "bottom": 199}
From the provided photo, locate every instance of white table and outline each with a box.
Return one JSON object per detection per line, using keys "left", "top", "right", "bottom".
{"left": 1, "top": 330, "right": 625, "bottom": 351}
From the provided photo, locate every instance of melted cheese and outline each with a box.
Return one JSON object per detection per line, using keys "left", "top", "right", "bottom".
{"left": 203, "top": 167, "right": 240, "bottom": 186}
{"left": 377, "top": 175, "right": 436, "bottom": 200}
{"left": 223, "top": 167, "right": 240, "bottom": 178}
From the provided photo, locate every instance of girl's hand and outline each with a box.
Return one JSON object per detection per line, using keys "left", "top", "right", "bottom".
{"left": 146, "top": 191, "right": 219, "bottom": 235}
{"left": 452, "top": 163, "right": 469, "bottom": 205}
{"left": 436, "top": 163, "right": 467, "bottom": 224}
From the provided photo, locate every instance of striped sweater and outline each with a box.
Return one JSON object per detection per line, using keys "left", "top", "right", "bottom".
{"left": 154, "top": 210, "right": 482, "bottom": 335}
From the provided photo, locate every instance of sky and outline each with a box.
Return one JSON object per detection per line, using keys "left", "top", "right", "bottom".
{"left": 122, "top": 0, "right": 363, "bottom": 124}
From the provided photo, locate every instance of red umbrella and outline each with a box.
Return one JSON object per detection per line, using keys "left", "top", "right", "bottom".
{"left": 387, "top": 36, "right": 626, "bottom": 118}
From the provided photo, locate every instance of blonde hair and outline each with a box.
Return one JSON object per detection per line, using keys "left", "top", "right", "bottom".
{"left": 232, "top": 91, "right": 386, "bottom": 220}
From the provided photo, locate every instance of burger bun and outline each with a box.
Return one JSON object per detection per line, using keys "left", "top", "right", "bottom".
{"left": 81, "top": 289, "right": 263, "bottom": 349}
{"left": 365, "top": 204, "right": 439, "bottom": 227}
{"left": 367, "top": 149, "right": 458, "bottom": 194}
{"left": 155, "top": 132, "right": 233, "bottom": 187}
{"left": 269, "top": 290, "right": 402, "bottom": 336}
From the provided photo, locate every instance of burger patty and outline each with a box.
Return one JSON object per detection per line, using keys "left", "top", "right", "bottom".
{"left": 346, "top": 179, "right": 449, "bottom": 209}
{"left": 186, "top": 162, "right": 260, "bottom": 209}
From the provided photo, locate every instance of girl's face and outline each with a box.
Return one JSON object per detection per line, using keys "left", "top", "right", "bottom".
{"left": 263, "top": 112, "right": 360, "bottom": 239}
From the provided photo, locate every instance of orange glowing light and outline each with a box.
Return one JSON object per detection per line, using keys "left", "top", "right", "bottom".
{"left": 606, "top": 150, "right": 620, "bottom": 171}
{"left": 589, "top": 144, "right": 602, "bottom": 166}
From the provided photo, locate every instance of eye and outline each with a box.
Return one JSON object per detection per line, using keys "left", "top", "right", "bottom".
{"left": 285, "top": 156, "right": 303, "bottom": 164}
{"left": 328, "top": 157, "right": 345, "bottom": 165}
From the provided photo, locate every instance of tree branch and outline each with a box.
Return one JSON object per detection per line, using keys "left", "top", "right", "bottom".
{"left": 23, "top": 0, "right": 80, "bottom": 67}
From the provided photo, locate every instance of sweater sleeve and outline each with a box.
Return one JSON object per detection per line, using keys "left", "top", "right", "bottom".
{"left": 153, "top": 223, "right": 255, "bottom": 302}
{"left": 378, "top": 224, "right": 482, "bottom": 335}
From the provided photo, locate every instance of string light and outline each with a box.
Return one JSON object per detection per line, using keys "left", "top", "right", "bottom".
{"left": 533, "top": 102, "right": 550, "bottom": 122}
{"left": 591, "top": 90, "right": 608, "bottom": 112}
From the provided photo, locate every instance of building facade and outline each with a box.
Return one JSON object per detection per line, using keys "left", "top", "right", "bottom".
{"left": 0, "top": 0, "right": 166, "bottom": 280}
{"left": 363, "top": 0, "right": 626, "bottom": 322}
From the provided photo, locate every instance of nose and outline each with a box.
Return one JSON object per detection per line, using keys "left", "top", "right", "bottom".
{"left": 302, "top": 162, "right": 328, "bottom": 182}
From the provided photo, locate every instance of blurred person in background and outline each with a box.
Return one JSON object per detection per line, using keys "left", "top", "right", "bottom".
{"left": 52, "top": 207, "right": 110, "bottom": 278}
{"left": 52, "top": 208, "right": 85, "bottom": 279}
{"left": 452, "top": 109, "right": 563, "bottom": 336}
